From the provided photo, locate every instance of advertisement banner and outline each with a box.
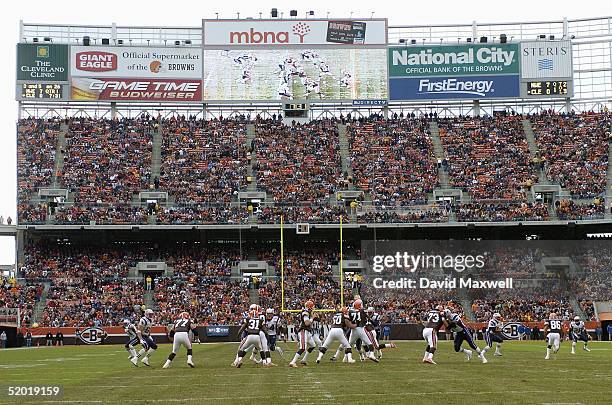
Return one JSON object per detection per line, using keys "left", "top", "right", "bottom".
{"left": 389, "top": 75, "right": 520, "bottom": 100}
{"left": 389, "top": 44, "right": 520, "bottom": 78}
{"left": 521, "top": 40, "right": 572, "bottom": 79}
{"left": 203, "top": 19, "right": 387, "bottom": 46}
{"left": 71, "top": 78, "right": 202, "bottom": 101}
{"left": 203, "top": 48, "right": 387, "bottom": 101}
{"left": 70, "top": 46, "right": 202, "bottom": 78}
{"left": 17, "top": 44, "right": 68, "bottom": 82}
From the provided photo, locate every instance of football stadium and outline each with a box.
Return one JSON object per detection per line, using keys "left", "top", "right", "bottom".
{"left": 1, "top": 2, "right": 612, "bottom": 404}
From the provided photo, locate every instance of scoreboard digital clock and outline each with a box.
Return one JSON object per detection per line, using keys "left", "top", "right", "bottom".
{"left": 526, "top": 81, "right": 568, "bottom": 96}
{"left": 21, "top": 83, "right": 64, "bottom": 99}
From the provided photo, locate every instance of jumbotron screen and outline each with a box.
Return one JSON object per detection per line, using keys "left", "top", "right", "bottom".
{"left": 202, "top": 48, "right": 388, "bottom": 101}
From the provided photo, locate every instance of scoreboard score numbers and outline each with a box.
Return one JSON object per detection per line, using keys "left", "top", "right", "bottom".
{"left": 526, "top": 81, "right": 568, "bottom": 96}
{"left": 21, "top": 83, "right": 64, "bottom": 99}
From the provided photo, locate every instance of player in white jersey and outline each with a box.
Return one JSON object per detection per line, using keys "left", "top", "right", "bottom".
{"left": 123, "top": 319, "right": 142, "bottom": 366}
{"left": 544, "top": 313, "right": 562, "bottom": 360}
{"left": 163, "top": 312, "right": 198, "bottom": 368}
{"left": 137, "top": 309, "right": 157, "bottom": 366}
{"left": 265, "top": 308, "right": 284, "bottom": 357}
{"left": 569, "top": 316, "right": 591, "bottom": 354}
{"left": 482, "top": 313, "right": 504, "bottom": 357}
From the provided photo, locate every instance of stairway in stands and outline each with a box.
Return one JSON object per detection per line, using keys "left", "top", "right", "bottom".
{"left": 606, "top": 141, "right": 612, "bottom": 219}
{"left": 427, "top": 121, "right": 450, "bottom": 189}
{"left": 150, "top": 124, "right": 162, "bottom": 186}
{"left": 144, "top": 290, "right": 156, "bottom": 311}
{"left": 248, "top": 287, "right": 260, "bottom": 305}
{"left": 337, "top": 123, "right": 355, "bottom": 190}
{"left": 521, "top": 119, "right": 550, "bottom": 186}
{"left": 52, "top": 123, "right": 69, "bottom": 188}
{"left": 32, "top": 282, "right": 51, "bottom": 324}
{"left": 246, "top": 124, "right": 258, "bottom": 192}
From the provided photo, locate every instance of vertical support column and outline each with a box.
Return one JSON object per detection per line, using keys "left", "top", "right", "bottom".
{"left": 473, "top": 100, "right": 481, "bottom": 117}
{"left": 472, "top": 20, "right": 478, "bottom": 42}
{"left": 110, "top": 102, "right": 117, "bottom": 119}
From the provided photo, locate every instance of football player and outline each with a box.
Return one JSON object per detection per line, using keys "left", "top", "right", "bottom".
{"left": 289, "top": 300, "right": 317, "bottom": 367}
{"left": 422, "top": 305, "right": 445, "bottom": 364}
{"left": 569, "top": 316, "right": 591, "bottom": 354}
{"left": 482, "top": 312, "right": 504, "bottom": 357}
{"left": 265, "top": 308, "right": 283, "bottom": 357}
{"left": 316, "top": 306, "right": 355, "bottom": 364}
{"left": 544, "top": 312, "right": 562, "bottom": 360}
{"left": 123, "top": 319, "right": 141, "bottom": 366}
{"left": 445, "top": 309, "right": 487, "bottom": 364}
{"left": 365, "top": 307, "right": 396, "bottom": 359}
{"left": 162, "top": 311, "right": 198, "bottom": 369}
{"left": 347, "top": 299, "right": 379, "bottom": 363}
{"left": 232, "top": 307, "right": 267, "bottom": 368}
{"left": 137, "top": 308, "right": 158, "bottom": 366}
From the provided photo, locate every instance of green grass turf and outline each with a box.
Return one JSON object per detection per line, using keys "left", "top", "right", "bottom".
{"left": 0, "top": 340, "right": 610, "bottom": 404}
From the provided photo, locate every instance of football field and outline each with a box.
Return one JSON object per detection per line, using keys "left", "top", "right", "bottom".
{"left": 0, "top": 341, "right": 610, "bottom": 404}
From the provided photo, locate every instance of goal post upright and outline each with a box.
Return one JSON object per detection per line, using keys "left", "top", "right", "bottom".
{"left": 340, "top": 215, "right": 344, "bottom": 308}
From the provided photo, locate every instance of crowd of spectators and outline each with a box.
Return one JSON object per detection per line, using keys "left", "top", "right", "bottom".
{"left": 0, "top": 278, "right": 42, "bottom": 326}
{"left": 41, "top": 279, "right": 144, "bottom": 327}
{"left": 254, "top": 119, "right": 344, "bottom": 204}
{"left": 454, "top": 202, "right": 550, "bottom": 222}
{"left": 438, "top": 115, "right": 536, "bottom": 200}
{"left": 62, "top": 116, "right": 154, "bottom": 204}
{"left": 531, "top": 111, "right": 610, "bottom": 198}
{"left": 161, "top": 116, "right": 248, "bottom": 204}
{"left": 17, "top": 118, "right": 60, "bottom": 202}
{"left": 555, "top": 199, "right": 605, "bottom": 220}
{"left": 348, "top": 118, "right": 438, "bottom": 206}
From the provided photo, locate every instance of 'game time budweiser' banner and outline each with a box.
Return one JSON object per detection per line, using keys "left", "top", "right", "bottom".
{"left": 71, "top": 78, "right": 202, "bottom": 101}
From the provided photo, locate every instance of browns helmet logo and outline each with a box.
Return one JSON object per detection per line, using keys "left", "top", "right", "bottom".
{"left": 149, "top": 61, "right": 162, "bottom": 73}
{"left": 79, "top": 327, "right": 107, "bottom": 345}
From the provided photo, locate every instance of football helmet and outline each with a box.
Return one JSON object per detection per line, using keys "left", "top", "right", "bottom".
{"left": 305, "top": 300, "right": 315, "bottom": 310}
{"left": 353, "top": 299, "right": 363, "bottom": 310}
{"left": 266, "top": 308, "right": 274, "bottom": 314}
{"left": 340, "top": 306, "right": 349, "bottom": 315}
{"left": 493, "top": 313, "right": 501, "bottom": 320}
{"left": 180, "top": 311, "right": 190, "bottom": 319}
{"left": 145, "top": 309, "right": 154, "bottom": 317}
{"left": 366, "top": 307, "right": 375, "bottom": 313}
{"left": 573, "top": 316, "right": 580, "bottom": 322}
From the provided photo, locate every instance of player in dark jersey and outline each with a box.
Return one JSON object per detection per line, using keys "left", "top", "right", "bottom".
{"left": 162, "top": 311, "right": 198, "bottom": 369}
{"left": 422, "top": 305, "right": 445, "bottom": 364}
{"left": 569, "top": 316, "right": 590, "bottom": 354}
{"left": 316, "top": 306, "right": 356, "bottom": 364}
{"left": 544, "top": 312, "right": 562, "bottom": 360}
{"left": 232, "top": 308, "right": 267, "bottom": 368}
{"left": 347, "top": 299, "right": 379, "bottom": 362}
{"left": 482, "top": 312, "right": 504, "bottom": 357}
{"left": 445, "top": 309, "right": 487, "bottom": 363}
{"left": 289, "top": 300, "right": 317, "bottom": 367}
{"left": 365, "top": 307, "right": 396, "bottom": 359}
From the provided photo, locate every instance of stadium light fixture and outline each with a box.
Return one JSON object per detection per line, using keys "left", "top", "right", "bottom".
{"left": 370, "top": 11, "right": 375, "bottom": 19}
{"left": 215, "top": 12, "right": 219, "bottom": 19}
{"left": 290, "top": 10, "right": 297, "bottom": 18}
{"left": 440, "top": 38, "right": 443, "bottom": 43}
{"left": 411, "top": 39, "right": 417, "bottom": 45}
{"left": 259, "top": 12, "right": 262, "bottom": 19}
{"left": 237, "top": 12, "right": 240, "bottom": 19}
{"left": 309, "top": 10, "right": 314, "bottom": 16}
{"left": 350, "top": 11, "right": 354, "bottom": 19}
{"left": 174, "top": 40, "right": 180, "bottom": 46}
{"left": 326, "top": 11, "right": 330, "bottom": 19}
{"left": 43, "top": 37, "right": 52, "bottom": 42}
{"left": 549, "top": 35, "right": 555, "bottom": 40}
{"left": 457, "top": 37, "right": 461, "bottom": 43}
{"left": 467, "top": 38, "right": 472, "bottom": 42}
{"left": 271, "top": 8, "right": 278, "bottom": 18}
{"left": 185, "top": 40, "right": 191, "bottom": 45}
{"left": 32, "top": 37, "right": 38, "bottom": 43}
